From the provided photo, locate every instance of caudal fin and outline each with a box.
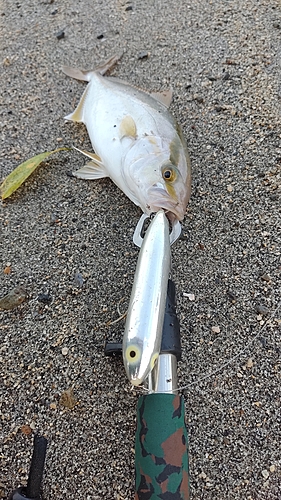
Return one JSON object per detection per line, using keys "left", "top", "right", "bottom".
{"left": 62, "top": 53, "right": 122, "bottom": 82}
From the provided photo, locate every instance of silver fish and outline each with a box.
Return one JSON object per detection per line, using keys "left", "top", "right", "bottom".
{"left": 63, "top": 56, "right": 191, "bottom": 222}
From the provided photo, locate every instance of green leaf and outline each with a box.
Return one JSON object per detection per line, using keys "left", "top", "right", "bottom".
{"left": 0, "top": 147, "right": 71, "bottom": 200}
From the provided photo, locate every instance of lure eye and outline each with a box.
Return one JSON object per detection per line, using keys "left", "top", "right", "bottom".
{"left": 162, "top": 165, "right": 177, "bottom": 182}
{"left": 125, "top": 345, "right": 141, "bottom": 364}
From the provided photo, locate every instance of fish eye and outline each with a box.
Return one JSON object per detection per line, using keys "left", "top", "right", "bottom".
{"left": 162, "top": 164, "right": 177, "bottom": 182}
{"left": 164, "top": 170, "right": 172, "bottom": 179}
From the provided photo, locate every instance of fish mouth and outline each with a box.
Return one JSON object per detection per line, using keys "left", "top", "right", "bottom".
{"left": 147, "top": 185, "right": 185, "bottom": 221}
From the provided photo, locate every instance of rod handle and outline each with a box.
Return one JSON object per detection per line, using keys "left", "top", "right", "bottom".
{"left": 135, "top": 394, "right": 189, "bottom": 499}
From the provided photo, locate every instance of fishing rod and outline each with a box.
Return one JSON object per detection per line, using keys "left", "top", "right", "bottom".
{"left": 106, "top": 210, "right": 189, "bottom": 499}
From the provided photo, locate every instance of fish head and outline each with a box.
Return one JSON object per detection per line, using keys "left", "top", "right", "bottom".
{"left": 125, "top": 153, "right": 190, "bottom": 222}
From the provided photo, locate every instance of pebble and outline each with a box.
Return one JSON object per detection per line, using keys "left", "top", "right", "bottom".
{"left": 255, "top": 304, "right": 270, "bottom": 315}
{"left": 61, "top": 347, "right": 69, "bottom": 356}
{"left": 74, "top": 272, "right": 84, "bottom": 287}
{"left": 260, "top": 273, "right": 271, "bottom": 282}
{"left": 37, "top": 293, "right": 52, "bottom": 304}
{"left": 246, "top": 358, "right": 254, "bottom": 369}
{"left": 56, "top": 30, "right": 65, "bottom": 40}
{"left": 212, "top": 326, "right": 220, "bottom": 334}
{"left": 261, "top": 469, "right": 269, "bottom": 479}
{"left": 138, "top": 50, "right": 149, "bottom": 60}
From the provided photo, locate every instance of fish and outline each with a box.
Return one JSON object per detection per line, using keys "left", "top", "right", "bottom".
{"left": 63, "top": 55, "right": 191, "bottom": 223}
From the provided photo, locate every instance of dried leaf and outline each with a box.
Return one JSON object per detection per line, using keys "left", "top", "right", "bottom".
{"left": 0, "top": 147, "right": 70, "bottom": 200}
{"left": 60, "top": 388, "right": 77, "bottom": 409}
{"left": 0, "top": 285, "right": 26, "bottom": 310}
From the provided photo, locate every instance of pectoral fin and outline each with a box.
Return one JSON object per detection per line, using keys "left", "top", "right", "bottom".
{"left": 73, "top": 147, "right": 103, "bottom": 164}
{"left": 72, "top": 147, "right": 107, "bottom": 179}
{"left": 119, "top": 115, "right": 137, "bottom": 139}
{"left": 73, "top": 162, "right": 108, "bottom": 180}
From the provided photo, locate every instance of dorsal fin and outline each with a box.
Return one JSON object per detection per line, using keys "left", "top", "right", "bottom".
{"left": 150, "top": 89, "right": 173, "bottom": 107}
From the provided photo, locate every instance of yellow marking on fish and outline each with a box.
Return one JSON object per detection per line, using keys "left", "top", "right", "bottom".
{"left": 169, "top": 135, "right": 181, "bottom": 166}
{"left": 119, "top": 115, "right": 137, "bottom": 139}
{"left": 166, "top": 182, "right": 177, "bottom": 200}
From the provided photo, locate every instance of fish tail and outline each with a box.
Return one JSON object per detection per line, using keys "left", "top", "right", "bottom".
{"left": 62, "top": 54, "right": 122, "bottom": 82}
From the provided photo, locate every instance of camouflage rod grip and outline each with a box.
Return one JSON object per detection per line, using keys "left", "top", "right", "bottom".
{"left": 135, "top": 393, "right": 189, "bottom": 499}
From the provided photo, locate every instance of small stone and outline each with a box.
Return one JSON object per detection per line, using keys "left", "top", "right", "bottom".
{"left": 255, "top": 304, "right": 270, "bottom": 315}
{"left": 193, "top": 94, "right": 204, "bottom": 103}
{"left": 138, "top": 50, "right": 149, "bottom": 60}
{"left": 56, "top": 30, "right": 65, "bottom": 40}
{"left": 257, "top": 314, "right": 263, "bottom": 321}
{"left": 246, "top": 358, "right": 253, "bottom": 369}
{"left": 212, "top": 326, "right": 220, "bottom": 334}
{"left": 183, "top": 292, "right": 195, "bottom": 301}
{"left": 227, "top": 184, "right": 233, "bottom": 193}
{"left": 61, "top": 347, "right": 68, "bottom": 356}
{"left": 227, "top": 290, "right": 237, "bottom": 302}
{"left": 74, "top": 272, "right": 84, "bottom": 287}
{"left": 37, "top": 293, "right": 52, "bottom": 304}
{"left": 50, "top": 402, "right": 57, "bottom": 410}
{"left": 97, "top": 33, "right": 104, "bottom": 39}
{"left": 199, "top": 471, "right": 207, "bottom": 480}
{"left": 269, "top": 464, "right": 276, "bottom": 473}
{"left": 3, "top": 265, "right": 11, "bottom": 274}
{"left": 261, "top": 469, "right": 269, "bottom": 480}
{"left": 260, "top": 273, "right": 271, "bottom": 282}
{"left": 20, "top": 424, "right": 32, "bottom": 436}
